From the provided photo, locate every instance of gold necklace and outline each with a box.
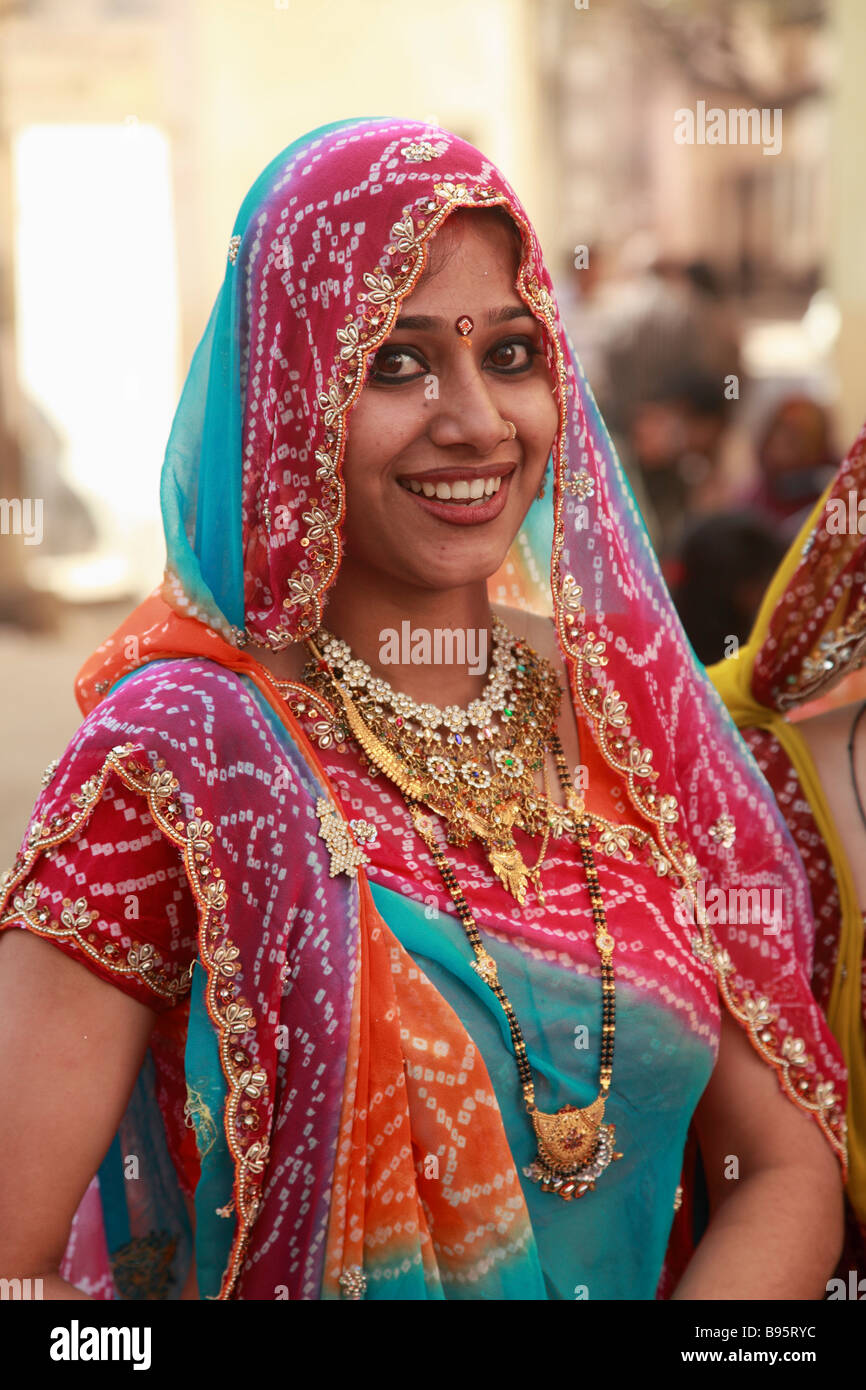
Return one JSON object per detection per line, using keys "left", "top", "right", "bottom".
{"left": 302, "top": 628, "right": 623, "bottom": 1200}
{"left": 303, "top": 621, "right": 562, "bottom": 905}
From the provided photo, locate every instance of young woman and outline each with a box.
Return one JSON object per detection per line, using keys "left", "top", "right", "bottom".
{"left": 0, "top": 118, "right": 846, "bottom": 1300}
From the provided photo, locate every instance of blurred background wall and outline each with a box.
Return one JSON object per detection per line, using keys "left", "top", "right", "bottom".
{"left": 0, "top": 0, "right": 864, "bottom": 859}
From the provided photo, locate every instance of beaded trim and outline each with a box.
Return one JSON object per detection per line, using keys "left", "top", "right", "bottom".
{"left": 586, "top": 812, "right": 676, "bottom": 878}
{"left": 693, "top": 934, "right": 847, "bottom": 1167}
{"left": 273, "top": 679, "right": 346, "bottom": 749}
{"left": 0, "top": 877, "right": 192, "bottom": 1004}
{"left": 774, "top": 595, "right": 866, "bottom": 711}
{"left": 561, "top": 622, "right": 848, "bottom": 1168}
{"left": 0, "top": 743, "right": 271, "bottom": 1298}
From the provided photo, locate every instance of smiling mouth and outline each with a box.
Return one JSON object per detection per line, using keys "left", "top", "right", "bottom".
{"left": 397, "top": 474, "right": 505, "bottom": 506}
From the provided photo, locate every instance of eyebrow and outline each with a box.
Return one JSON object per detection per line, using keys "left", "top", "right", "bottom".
{"left": 392, "top": 305, "right": 537, "bottom": 331}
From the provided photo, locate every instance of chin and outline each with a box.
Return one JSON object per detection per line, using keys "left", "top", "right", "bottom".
{"left": 403, "top": 549, "right": 509, "bottom": 593}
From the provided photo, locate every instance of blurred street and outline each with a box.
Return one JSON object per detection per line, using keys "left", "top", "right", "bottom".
{"left": 0, "top": 603, "right": 129, "bottom": 864}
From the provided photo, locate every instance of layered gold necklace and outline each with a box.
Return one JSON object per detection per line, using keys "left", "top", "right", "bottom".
{"left": 298, "top": 619, "right": 623, "bottom": 1200}
{"left": 304, "top": 617, "right": 562, "bottom": 905}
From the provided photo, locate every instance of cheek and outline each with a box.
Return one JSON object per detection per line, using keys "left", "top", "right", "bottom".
{"left": 523, "top": 379, "right": 560, "bottom": 455}
{"left": 342, "top": 393, "right": 416, "bottom": 484}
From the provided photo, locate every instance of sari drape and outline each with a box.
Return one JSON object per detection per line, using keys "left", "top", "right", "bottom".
{"left": 0, "top": 117, "right": 847, "bottom": 1298}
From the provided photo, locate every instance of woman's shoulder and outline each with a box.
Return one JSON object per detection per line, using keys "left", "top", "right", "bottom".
{"left": 81, "top": 655, "right": 252, "bottom": 732}
{"left": 39, "top": 656, "right": 260, "bottom": 803}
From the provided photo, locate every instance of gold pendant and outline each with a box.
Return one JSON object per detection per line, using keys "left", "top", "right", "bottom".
{"left": 525, "top": 1097, "right": 623, "bottom": 1200}
{"left": 488, "top": 843, "right": 530, "bottom": 904}
{"left": 467, "top": 801, "right": 531, "bottom": 905}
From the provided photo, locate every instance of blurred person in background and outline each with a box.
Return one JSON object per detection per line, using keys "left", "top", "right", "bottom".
{"left": 568, "top": 239, "right": 745, "bottom": 560}
{"left": 627, "top": 369, "right": 733, "bottom": 569}
{"left": 555, "top": 242, "right": 614, "bottom": 409}
{"left": 711, "top": 426, "right": 866, "bottom": 1285}
{"left": 744, "top": 394, "right": 839, "bottom": 536}
{"left": 671, "top": 510, "right": 787, "bottom": 666}
{"left": 592, "top": 242, "right": 744, "bottom": 445}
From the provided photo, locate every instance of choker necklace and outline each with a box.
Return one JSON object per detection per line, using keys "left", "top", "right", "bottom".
{"left": 300, "top": 620, "right": 623, "bottom": 1200}
{"left": 302, "top": 618, "right": 563, "bottom": 905}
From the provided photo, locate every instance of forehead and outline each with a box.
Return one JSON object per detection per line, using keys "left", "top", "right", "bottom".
{"left": 406, "top": 210, "right": 526, "bottom": 309}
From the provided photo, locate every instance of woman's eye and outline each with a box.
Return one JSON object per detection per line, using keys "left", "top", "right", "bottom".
{"left": 370, "top": 347, "right": 426, "bottom": 382}
{"left": 487, "top": 338, "right": 536, "bottom": 372}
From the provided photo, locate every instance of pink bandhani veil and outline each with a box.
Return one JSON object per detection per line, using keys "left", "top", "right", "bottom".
{"left": 89, "top": 116, "right": 848, "bottom": 1165}
{"left": 57, "top": 118, "right": 847, "bottom": 1298}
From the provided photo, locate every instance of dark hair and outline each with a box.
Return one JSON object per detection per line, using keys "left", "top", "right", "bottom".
{"left": 672, "top": 510, "right": 787, "bottom": 665}
{"left": 650, "top": 369, "right": 728, "bottom": 422}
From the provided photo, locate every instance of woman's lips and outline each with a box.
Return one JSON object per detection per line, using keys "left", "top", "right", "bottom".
{"left": 396, "top": 468, "right": 514, "bottom": 527}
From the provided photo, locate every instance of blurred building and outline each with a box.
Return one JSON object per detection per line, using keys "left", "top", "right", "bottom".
{"left": 0, "top": 0, "right": 555, "bottom": 613}
{"left": 543, "top": 0, "right": 832, "bottom": 301}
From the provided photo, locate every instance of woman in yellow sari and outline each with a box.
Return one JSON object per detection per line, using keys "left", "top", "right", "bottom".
{"left": 710, "top": 422, "right": 866, "bottom": 1282}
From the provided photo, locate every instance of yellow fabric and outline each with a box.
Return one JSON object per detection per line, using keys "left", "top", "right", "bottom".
{"left": 708, "top": 484, "right": 866, "bottom": 1224}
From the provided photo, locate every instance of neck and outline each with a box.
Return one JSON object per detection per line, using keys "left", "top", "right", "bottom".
{"left": 318, "top": 563, "right": 495, "bottom": 707}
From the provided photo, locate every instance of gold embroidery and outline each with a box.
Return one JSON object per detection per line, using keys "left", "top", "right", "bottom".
{"left": 0, "top": 782, "right": 189, "bottom": 1005}
{"left": 401, "top": 139, "right": 449, "bottom": 162}
{"left": 594, "top": 823, "right": 633, "bottom": 860}
{"left": 316, "top": 798, "right": 377, "bottom": 876}
{"left": 563, "top": 627, "right": 848, "bottom": 1165}
{"left": 592, "top": 816, "right": 676, "bottom": 876}
{"left": 545, "top": 799, "right": 677, "bottom": 877}
{"left": 564, "top": 469, "right": 595, "bottom": 502}
{"left": 227, "top": 234, "right": 241, "bottom": 265}
{"left": 776, "top": 596, "right": 866, "bottom": 710}
{"left": 708, "top": 942, "right": 847, "bottom": 1166}
{"left": 41, "top": 758, "right": 60, "bottom": 789}
{"left": 272, "top": 681, "right": 346, "bottom": 749}
{"left": 338, "top": 1265, "right": 367, "bottom": 1299}
{"left": 184, "top": 1086, "right": 219, "bottom": 1160}
{"left": 0, "top": 742, "right": 271, "bottom": 1299}
{"left": 709, "top": 813, "right": 736, "bottom": 848}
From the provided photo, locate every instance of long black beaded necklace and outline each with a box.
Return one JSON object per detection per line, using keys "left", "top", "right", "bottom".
{"left": 314, "top": 615, "right": 624, "bottom": 1200}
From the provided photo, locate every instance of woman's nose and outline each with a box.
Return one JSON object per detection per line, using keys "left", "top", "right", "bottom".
{"left": 425, "top": 356, "right": 512, "bottom": 455}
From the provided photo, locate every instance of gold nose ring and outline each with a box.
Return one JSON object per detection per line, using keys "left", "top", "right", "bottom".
{"left": 505, "top": 420, "right": 517, "bottom": 440}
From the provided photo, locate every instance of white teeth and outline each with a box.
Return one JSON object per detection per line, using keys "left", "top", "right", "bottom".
{"left": 402, "top": 474, "right": 504, "bottom": 502}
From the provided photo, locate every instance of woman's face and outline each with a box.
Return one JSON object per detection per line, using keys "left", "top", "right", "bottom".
{"left": 338, "top": 210, "right": 559, "bottom": 595}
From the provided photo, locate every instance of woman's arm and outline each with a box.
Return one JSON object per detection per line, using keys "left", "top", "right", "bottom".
{"left": 0, "top": 929, "right": 159, "bottom": 1299}
{"left": 673, "top": 1008, "right": 844, "bottom": 1300}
